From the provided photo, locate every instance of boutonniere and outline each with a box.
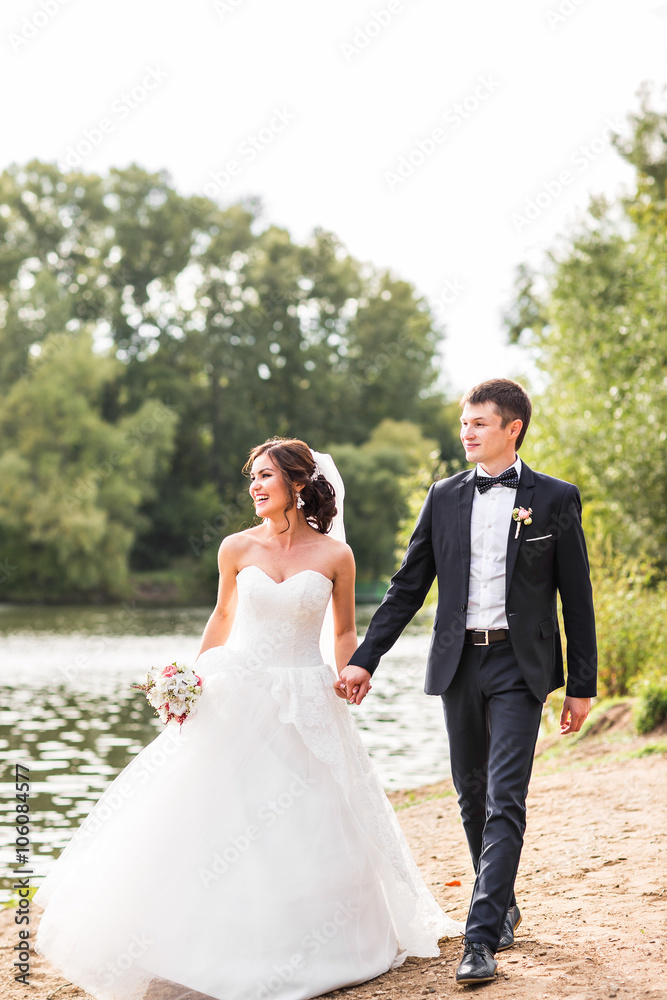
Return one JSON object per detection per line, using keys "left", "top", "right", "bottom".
{"left": 512, "top": 506, "right": 533, "bottom": 539}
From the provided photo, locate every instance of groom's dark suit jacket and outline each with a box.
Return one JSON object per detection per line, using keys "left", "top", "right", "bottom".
{"left": 352, "top": 462, "right": 597, "bottom": 703}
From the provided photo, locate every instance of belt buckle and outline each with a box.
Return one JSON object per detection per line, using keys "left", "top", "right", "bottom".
{"left": 471, "top": 629, "right": 490, "bottom": 645}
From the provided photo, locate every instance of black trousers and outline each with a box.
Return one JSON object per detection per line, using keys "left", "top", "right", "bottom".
{"left": 441, "top": 639, "right": 543, "bottom": 953}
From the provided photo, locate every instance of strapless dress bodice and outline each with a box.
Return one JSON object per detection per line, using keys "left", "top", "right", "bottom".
{"left": 222, "top": 565, "right": 333, "bottom": 670}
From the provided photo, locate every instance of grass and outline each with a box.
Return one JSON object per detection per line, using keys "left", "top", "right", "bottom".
{"left": 389, "top": 783, "right": 455, "bottom": 812}
{"left": 533, "top": 741, "right": 667, "bottom": 779}
{"left": 533, "top": 693, "right": 667, "bottom": 773}
{"left": 1, "top": 884, "right": 39, "bottom": 909}
{"left": 539, "top": 694, "right": 630, "bottom": 741}
{"left": 633, "top": 679, "right": 667, "bottom": 735}
{"left": 634, "top": 741, "right": 667, "bottom": 758}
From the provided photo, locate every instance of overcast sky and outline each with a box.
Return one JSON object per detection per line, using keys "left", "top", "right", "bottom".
{"left": 3, "top": 0, "right": 666, "bottom": 394}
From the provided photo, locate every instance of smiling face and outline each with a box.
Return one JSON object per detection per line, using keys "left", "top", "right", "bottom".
{"left": 249, "top": 452, "right": 298, "bottom": 519}
{"left": 460, "top": 400, "right": 522, "bottom": 476}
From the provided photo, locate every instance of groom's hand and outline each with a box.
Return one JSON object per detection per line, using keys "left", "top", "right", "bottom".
{"left": 335, "top": 665, "right": 372, "bottom": 705}
{"left": 560, "top": 696, "right": 592, "bottom": 735}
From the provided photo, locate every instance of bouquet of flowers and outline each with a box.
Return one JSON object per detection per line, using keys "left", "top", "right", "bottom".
{"left": 132, "top": 661, "right": 203, "bottom": 726}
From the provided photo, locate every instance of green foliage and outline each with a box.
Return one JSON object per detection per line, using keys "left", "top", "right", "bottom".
{"left": 634, "top": 742, "right": 667, "bottom": 757}
{"left": 634, "top": 679, "right": 667, "bottom": 735}
{"left": 329, "top": 421, "right": 439, "bottom": 582}
{"left": 505, "top": 88, "right": 667, "bottom": 696}
{"left": 0, "top": 161, "right": 454, "bottom": 590}
{"left": 585, "top": 537, "right": 667, "bottom": 696}
{"left": 394, "top": 448, "right": 468, "bottom": 604}
{"left": 0, "top": 330, "right": 176, "bottom": 600}
{"left": 129, "top": 556, "right": 215, "bottom": 607}
{"left": 505, "top": 86, "right": 667, "bottom": 565}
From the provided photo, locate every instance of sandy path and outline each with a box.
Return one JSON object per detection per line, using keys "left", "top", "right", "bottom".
{"left": 2, "top": 709, "right": 666, "bottom": 1000}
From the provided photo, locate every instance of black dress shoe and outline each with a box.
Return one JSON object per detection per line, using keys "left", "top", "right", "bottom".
{"left": 497, "top": 903, "right": 522, "bottom": 951}
{"left": 455, "top": 939, "right": 498, "bottom": 985}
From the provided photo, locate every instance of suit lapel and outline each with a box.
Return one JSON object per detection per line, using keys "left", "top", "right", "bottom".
{"left": 505, "top": 462, "right": 536, "bottom": 597}
{"left": 457, "top": 469, "right": 476, "bottom": 581}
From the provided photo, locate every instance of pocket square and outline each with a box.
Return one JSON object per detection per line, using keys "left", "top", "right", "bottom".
{"left": 525, "top": 534, "right": 553, "bottom": 542}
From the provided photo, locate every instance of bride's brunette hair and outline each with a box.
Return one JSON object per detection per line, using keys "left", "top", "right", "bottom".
{"left": 244, "top": 438, "right": 337, "bottom": 534}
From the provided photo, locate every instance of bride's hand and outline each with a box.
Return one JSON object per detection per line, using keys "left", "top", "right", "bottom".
{"left": 334, "top": 665, "right": 372, "bottom": 705}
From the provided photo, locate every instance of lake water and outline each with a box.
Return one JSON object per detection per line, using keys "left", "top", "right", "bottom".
{"left": 0, "top": 602, "right": 450, "bottom": 903}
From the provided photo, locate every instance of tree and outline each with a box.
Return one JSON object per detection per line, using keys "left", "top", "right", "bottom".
{"left": 505, "top": 86, "right": 667, "bottom": 563}
{"left": 329, "top": 420, "right": 438, "bottom": 581}
{"left": 0, "top": 160, "right": 454, "bottom": 583}
{"left": 0, "top": 330, "right": 176, "bottom": 599}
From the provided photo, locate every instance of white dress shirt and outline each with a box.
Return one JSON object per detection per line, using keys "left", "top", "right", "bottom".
{"left": 466, "top": 457, "right": 522, "bottom": 630}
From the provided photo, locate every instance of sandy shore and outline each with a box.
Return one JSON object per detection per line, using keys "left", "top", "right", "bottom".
{"left": 2, "top": 702, "right": 666, "bottom": 1000}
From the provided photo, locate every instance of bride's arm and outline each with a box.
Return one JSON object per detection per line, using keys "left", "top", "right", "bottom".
{"left": 330, "top": 546, "right": 365, "bottom": 698}
{"left": 196, "top": 537, "right": 239, "bottom": 658}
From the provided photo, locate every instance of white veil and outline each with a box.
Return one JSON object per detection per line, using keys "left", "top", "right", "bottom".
{"left": 310, "top": 450, "right": 345, "bottom": 671}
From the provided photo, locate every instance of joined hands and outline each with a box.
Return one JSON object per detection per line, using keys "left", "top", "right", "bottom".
{"left": 334, "top": 665, "right": 372, "bottom": 705}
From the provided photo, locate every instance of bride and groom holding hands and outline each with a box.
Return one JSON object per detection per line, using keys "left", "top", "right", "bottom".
{"left": 35, "top": 377, "right": 597, "bottom": 997}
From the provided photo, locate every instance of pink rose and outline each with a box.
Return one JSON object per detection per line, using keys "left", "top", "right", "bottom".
{"left": 512, "top": 506, "right": 533, "bottom": 538}
{"left": 195, "top": 675, "right": 202, "bottom": 687}
{"left": 163, "top": 664, "right": 178, "bottom": 677}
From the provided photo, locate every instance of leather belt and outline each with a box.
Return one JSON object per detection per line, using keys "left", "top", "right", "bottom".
{"left": 464, "top": 628, "right": 510, "bottom": 646}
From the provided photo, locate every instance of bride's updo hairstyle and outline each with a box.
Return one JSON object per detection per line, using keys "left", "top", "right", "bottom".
{"left": 244, "top": 437, "right": 337, "bottom": 534}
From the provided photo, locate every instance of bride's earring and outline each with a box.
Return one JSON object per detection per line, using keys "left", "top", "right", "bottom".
{"left": 296, "top": 492, "right": 305, "bottom": 509}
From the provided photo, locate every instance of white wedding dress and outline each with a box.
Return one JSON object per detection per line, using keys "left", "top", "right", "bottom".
{"left": 35, "top": 566, "right": 462, "bottom": 1000}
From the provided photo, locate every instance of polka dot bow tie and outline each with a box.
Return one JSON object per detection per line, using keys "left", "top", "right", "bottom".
{"left": 475, "top": 468, "right": 519, "bottom": 494}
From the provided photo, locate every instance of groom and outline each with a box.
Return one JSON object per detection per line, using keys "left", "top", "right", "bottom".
{"left": 339, "top": 378, "right": 597, "bottom": 985}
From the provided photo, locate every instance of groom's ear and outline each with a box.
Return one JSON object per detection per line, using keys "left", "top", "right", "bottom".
{"left": 508, "top": 418, "right": 522, "bottom": 442}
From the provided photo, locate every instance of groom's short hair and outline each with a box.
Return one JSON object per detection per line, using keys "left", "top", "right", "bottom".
{"left": 460, "top": 378, "right": 532, "bottom": 449}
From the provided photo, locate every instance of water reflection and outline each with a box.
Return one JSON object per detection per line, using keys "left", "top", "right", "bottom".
{"left": 0, "top": 602, "right": 450, "bottom": 903}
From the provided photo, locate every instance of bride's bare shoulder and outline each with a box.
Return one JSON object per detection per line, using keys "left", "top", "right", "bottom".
{"left": 218, "top": 526, "right": 262, "bottom": 562}
{"left": 317, "top": 534, "right": 355, "bottom": 572}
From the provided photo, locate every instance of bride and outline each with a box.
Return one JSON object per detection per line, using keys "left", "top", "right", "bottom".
{"left": 34, "top": 437, "right": 462, "bottom": 1000}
